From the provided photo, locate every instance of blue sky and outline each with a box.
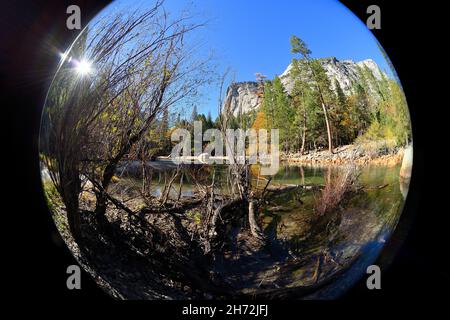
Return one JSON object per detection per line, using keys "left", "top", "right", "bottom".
{"left": 95, "top": 0, "right": 394, "bottom": 118}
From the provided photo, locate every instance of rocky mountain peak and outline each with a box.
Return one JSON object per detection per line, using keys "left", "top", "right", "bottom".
{"left": 224, "top": 57, "right": 385, "bottom": 116}
{"left": 224, "top": 81, "right": 261, "bottom": 116}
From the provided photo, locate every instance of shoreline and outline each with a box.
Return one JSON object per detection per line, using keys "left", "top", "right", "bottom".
{"left": 281, "top": 144, "right": 405, "bottom": 166}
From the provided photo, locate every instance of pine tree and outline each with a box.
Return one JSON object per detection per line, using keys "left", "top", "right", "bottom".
{"left": 160, "top": 108, "right": 170, "bottom": 153}
{"left": 206, "top": 111, "right": 213, "bottom": 129}
{"left": 291, "top": 79, "right": 310, "bottom": 153}
{"left": 191, "top": 105, "right": 198, "bottom": 123}
{"left": 334, "top": 79, "right": 346, "bottom": 108}
{"left": 272, "top": 77, "right": 292, "bottom": 152}
{"left": 388, "top": 80, "right": 411, "bottom": 146}
{"left": 355, "top": 64, "right": 378, "bottom": 122}
{"left": 262, "top": 80, "right": 275, "bottom": 128}
{"left": 291, "top": 35, "right": 334, "bottom": 153}
{"left": 333, "top": 79, "right": 353, "bottom": 145}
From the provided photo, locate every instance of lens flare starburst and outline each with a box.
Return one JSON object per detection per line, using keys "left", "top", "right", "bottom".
{"left": 75, "top": 59, "right": 92, "bottom": 75}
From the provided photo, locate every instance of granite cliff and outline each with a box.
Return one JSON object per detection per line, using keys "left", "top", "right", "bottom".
{"left": 225, "top": 57, "right": 384, "bottom": 116}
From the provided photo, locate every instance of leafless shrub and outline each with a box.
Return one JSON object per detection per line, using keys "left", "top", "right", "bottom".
{"left": 41, "top": 0, "right": 213, "bottom": 241}
{"left": 315, "top": 166, "right": 360, "bottom": 216}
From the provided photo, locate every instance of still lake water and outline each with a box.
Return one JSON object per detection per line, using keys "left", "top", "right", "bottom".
{"left": 229, "top": 164, "right": 406, "bottom": 297}
{"left": 118, "top": 162, "right": 408, "bottom": 298}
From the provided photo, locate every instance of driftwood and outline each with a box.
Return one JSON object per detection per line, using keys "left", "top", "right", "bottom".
{"left": 160, "top": 167, "right": 181, "bottom": 205}
{"left": 139, "top": 198, "right": 203, "bottom": 215}
{"left": 265, "top": 205, "right": 293, "bottom": 212}
{"left": 265, "top": 183, "right": 323, "bottom": 194}
{"left": 177, "top": 172, "right": 184, "bottom": 202}
{"left": 312, "top": 254, "right": 324, "bottom": 283}
{"left": 364, "top": 183, "right": 389, "bottom": 190}
{"left": 248, "top": 200, "right": 265, "bottom": 241}
{"left": 204, "top": 197, "right": 242, "bottom": 253}
{"left": 260, "top": 176, "right": 273, "bottom": 199}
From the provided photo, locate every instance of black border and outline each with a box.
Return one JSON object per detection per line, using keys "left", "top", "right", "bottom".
{"left": 2, "top": 0, "right": 447, "bottom": 312}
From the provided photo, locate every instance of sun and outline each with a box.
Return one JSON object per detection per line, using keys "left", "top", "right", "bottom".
{"left": 75, "top": 59, "right": 92, "bottom": 75}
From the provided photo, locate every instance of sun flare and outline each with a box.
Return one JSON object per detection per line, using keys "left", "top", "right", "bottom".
{"left": 75, "top": 59, "right": 92, "bottom": 75}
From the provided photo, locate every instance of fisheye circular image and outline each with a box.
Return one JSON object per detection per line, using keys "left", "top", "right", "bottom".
{"left": 40, "top": 0, "right": 412, "bottom": 299}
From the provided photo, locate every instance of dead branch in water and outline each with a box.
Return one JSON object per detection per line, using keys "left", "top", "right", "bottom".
{"left": 261, "top": 176, "right": 273, "bottom": 199}
{"left": 264, "top": 183, "right": 322, "bottom": 194}
{"left": 364, "top": 183, "right": 389, "bottom": 190}
{"left": 161, "top": 166, "right": 181, "bottom": 205}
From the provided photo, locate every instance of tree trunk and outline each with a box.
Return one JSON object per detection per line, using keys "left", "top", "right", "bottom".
{"left": 177, "top": 172, "right": 184, "bottom": 202}
{"left": 95, "top": 114, "right": 158, "bottom": 224}
{"left": 248, "top": 200, "right": 264, "bottom": 240}
{"left": 204, "top": 198, "right": 241, "bottom": 253}
{"left": 321, "top": 102, "right": 333, "bottom": 154}
{"left": 300, "top": 166, "right": 305, "bottom": 185}
{"left": 60, "top": 161, "right": 82, "bottom": 243}
{"left": 161, "top": 169, "right": 180, "bottom": 205}
{"left": 95, "top": 160, "right": 117, "bottom": 217}
{"left": 141, "top": 160, "right": 146, "bottom": 194}
{"left": 300, "top": 108, "right": 307, "bottom": 155}
{"left": 300, "top": 125, "right": 306, "bottom": 155}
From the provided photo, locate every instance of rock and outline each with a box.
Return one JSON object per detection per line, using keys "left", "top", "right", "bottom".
{"left": 400, "top": 144, "right": 413, "bottom": 180}
{"left": 223, "top": 57, "right": 385, "bottom": 117}
{"left": 223, "top": 81, "right": 261, "bottom": 116}
{"left": 280, "top": 57, "right": 385, "bottom": 97}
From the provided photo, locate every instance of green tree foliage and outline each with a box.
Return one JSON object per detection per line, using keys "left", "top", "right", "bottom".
{"left": 355, "top": 63, "right": 411, "bottom": 147}
{"left": 252, "top": 35, "right": 411, "bottom": 155}
{"left": 191, "top": 105, "right": 198, "bottom": 123}
{"left": 290, "top": 35, "right": 334, "bottom": 153}
{"left": 262, "top": 80, "right": 275, "bottom": 128}
{"left": 273, "top": 77, "right": 293, "bottom": 152}
{"left": 262, "top": 77, "right": 294, "bottom": 152}
{"left": 162, "top": 37, "right": 412, "bottom": 157}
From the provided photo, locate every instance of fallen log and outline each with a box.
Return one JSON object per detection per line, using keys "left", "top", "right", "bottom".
{"left": 265, "top": 184, "right": 324, "bottom": 193}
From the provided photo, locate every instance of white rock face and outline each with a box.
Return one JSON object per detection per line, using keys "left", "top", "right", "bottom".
{"left": 280, "top": 57, "right": 383, "bottom": 95}
{"left": 224, "top": 57, "right": 385, "bottom": 116}
{"left": 224, "top": 81, "right": 261, "bottom": 116}
{"left": 357, "top": 59, "right": 382, "bottom": 80}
